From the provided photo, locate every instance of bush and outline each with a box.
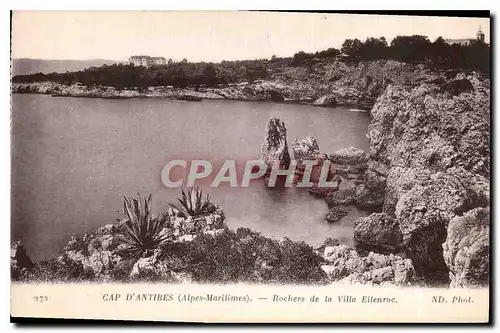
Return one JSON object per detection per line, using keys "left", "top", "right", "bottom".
{"left": 168, "top": 187, "right": 215, "bottom": 218}
{"left": 160, "top": 228, "right": 327, "bottom": 284}
{"left": 119, "top": 194, "right": 171, "bottom": 261}
{"left": 12, "top": 257, "right": 95, "bottom": 283}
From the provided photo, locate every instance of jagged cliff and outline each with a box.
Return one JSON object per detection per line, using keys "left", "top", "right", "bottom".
{"left": 361, "top": 72, "right": 490, "bottom": 285}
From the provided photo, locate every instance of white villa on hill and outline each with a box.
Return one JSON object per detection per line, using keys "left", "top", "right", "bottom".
{"left": 129, "top": 55, "right": 167, "bottom": 67}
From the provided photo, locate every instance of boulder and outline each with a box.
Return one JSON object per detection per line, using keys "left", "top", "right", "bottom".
{"left": 308, "top": 183, "right": 340, "bottom": 198}
{"left": 243, "top": 81, "right": 286, "bottom": 102}
{"left": 319, "top": 244, "right": 414, "bottom": 286}
{"left": 96, "top": 224, "right": 117, "bottom": 235}
{"left": 329, "top": 147, "right": 368, "bottom": 165}
{"left": 291, "top": 136, "right": 321, "bottom": 166}
{"left": 371, "top": 266, "right": 394, "bottom": 284}
{"left": 354, "top": 213, "right": 403, "bottom": 251}
{"left": 321, "top": 264, "right": 348, "bottom": 280}
{"left": 324, "top": 189, "right": 356, "bottom": 206}
{"left": 442, "top": 208, "right": 489, "bottom": 288}
{"left": 291, "top": 136, "right": 337, "bottom": 185}
{"left": 177, "top": 234, "right": 197, "bottom": 243}
{"left": 261, "top": 117, "right": 291, "bottom": 171}
{"left": 365, "top": 251, "right": 390, "bottom": 269}
{"left": 353, "top": 183, "right": 385, "bottom": 209}
{"left": 393, "top": 258, "right": 415, "bottom": 285}
{"left": 324, "top": 244, "right": 352, "bottom": 262}
{"left": 313, "top": 94, "right": 337, "bottom": 107}
{"left": 11, "top": 241, "right": 34, "bottom": 270}
{"left": 90, "top": 234, "right": 118, "bottom": 252}
{"left": 324, "top": 181, "right": 356, "bottom": 206}
{"left": 325, "top": 207, "right": 349, "bottom": 223}
{"left": 170, "top": 206, "right": 227, "bottom": 239}
{"left": 314, "top": 238, "right": 340, "bottom": 254}
{"left": 130, "top": 248, "right": 168, "bottom": 279}
{"left": 204, "top": 229, "right": 225, "bottom": 237}
{"left": 82, "top": 250, "right": 114, "bottom": 276}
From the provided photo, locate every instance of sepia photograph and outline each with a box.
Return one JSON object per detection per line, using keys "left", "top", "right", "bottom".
{"left": 9, "top": 10, "right": 491, "bottom": 323}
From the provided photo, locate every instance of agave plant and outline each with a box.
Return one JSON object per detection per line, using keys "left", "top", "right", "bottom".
{"left": 168, "top": 187, "right": 214, "bottom": 218}
{"left": 119, "top": 194, "right": 171, "bottom": 261}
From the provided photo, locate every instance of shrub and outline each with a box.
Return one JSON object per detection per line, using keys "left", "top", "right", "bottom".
{"left": 119, "top": 194, "right": 171, "bottom": 261}
{"left": 13, "top": 257, "right": 94, "bottom": 283}
{"left": 168, "top": 187, "right": 214, "bottom": 218}
{"left": 161, "top": 228, "right": 327, "bottom": 284}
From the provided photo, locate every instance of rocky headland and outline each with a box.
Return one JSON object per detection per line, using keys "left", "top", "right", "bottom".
{"left": 11, "top": 60, "right": 442, "bottom": 108}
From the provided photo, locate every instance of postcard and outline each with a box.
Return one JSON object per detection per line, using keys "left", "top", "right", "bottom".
{"left": 10, "top": 10, "right": 491, "bottom": 323}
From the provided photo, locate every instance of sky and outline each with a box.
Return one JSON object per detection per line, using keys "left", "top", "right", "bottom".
{"left": 11, "top": 11, "right": 491, "bottom": 62}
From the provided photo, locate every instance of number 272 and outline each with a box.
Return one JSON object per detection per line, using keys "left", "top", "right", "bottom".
{"left": 33, "top": 296, "right": 48, "bottom": 303}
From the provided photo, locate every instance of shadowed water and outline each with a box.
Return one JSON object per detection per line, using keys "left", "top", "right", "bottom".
{"left": 11, "top": 94, "right": 370, "bottom": 261}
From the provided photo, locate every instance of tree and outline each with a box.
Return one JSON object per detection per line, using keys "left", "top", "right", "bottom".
{"left": 316, "top": 47, "right": 340, "bottom": 59}
{"left": 341, "top": 39, "right": 363, "bottom": 59}
{"left": 389, "top": 35, "right": 432, "bottom": 62}
{"left": 360, "top": 37, "right": 388, "bottom": 60}
{"left": 290, "top": 51, "right": 313, "bottom": 66}
{"left": 202, "top": 64, "right": 218, "bottom": 86}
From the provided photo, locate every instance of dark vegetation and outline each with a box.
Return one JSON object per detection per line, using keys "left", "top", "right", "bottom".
{"left": 12, "top": 35, "right": 489, "bottom": 89}
{"left": 120, "top": 194, "right": 171, "bottom": 261}
{"left": 161, "top": 228, "right": 327, "bottom": 284}
{"left": 341, "top": 36, "right": 489, "bottom": 72}
{"left": 168, "top": 187, "right": 215, "bottom": 218}
{"left": 13, "top": 228, "right": 327, "bottom": 284}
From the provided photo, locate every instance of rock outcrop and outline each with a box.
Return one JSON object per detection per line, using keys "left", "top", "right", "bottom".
{"left": 60, "top": 228, "right": 123, "bottom": 280}
{"left": 319, "top": 244, "right": 415, "bottom": 286}
{"left": 354, "top": 213, "right": 403, "bottom": 252}
{"left": 329, "top": 147, "right": 368, "bottom": 166}
{"left": 11, "top": 241, "right": 34, "bottom": 278}
{"left": 325, "top": 207, "right": 349, "bottom": 223}
{"left": 261, "top": 117, "right": 291, "bottom": 171}
{"left": 361, "top": 71, "right": 490, "bottom": 284}
{"left": 321, "top": 146, "right": 384, "bottom": 209}
{"left": 130, "top": 248, "right": 169, "bottom": 279}
{"left": 291, "top": 136, "right": 336, "bottom": 185}
{"left": 313, "top": 94, "right": 337, "bottom": 107}
{"left": 292, "top": 136, "right": 322, "bottom": 165}
{"left": 48, "top": 206, "right": 227, "bottom": 281}
{"left": 442, "top": 207, "right": 489, "bottom": 288}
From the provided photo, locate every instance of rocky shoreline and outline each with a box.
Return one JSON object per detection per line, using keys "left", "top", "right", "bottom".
{"left": 11, "top": 80, "right": 371, "bottom": 108}
{"left": 11, "top": 60, "right": 448, "bottom": 109}
{"left": 11, "top": 60, "right": 490, "bottom": 287}
{"left": 11, "top": 197, "right": 417, "bottom": 287}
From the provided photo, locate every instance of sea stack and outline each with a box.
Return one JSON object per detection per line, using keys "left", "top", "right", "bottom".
{"left": 261, "top": 117, "right": 291, "bottom": 171}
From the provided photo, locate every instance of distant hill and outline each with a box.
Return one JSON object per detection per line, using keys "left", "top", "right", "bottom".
{"left": 11, "top": 58, "right": 126, "bottom": 76}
